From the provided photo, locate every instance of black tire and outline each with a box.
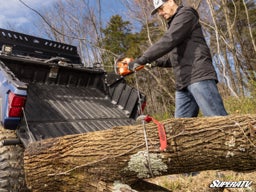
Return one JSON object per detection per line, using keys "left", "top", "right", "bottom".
{"left": 0, "top": 126, "right": 29, "bottom": 192}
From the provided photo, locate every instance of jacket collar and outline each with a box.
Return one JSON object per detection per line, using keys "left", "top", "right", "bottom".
{"left": 167, "top": 5, "right": 183, "bottom": 24}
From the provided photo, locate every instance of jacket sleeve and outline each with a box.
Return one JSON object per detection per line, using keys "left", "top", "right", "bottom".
{"left": 155, "top": 55, "right": 172, "bottom": 67}
{"left": 136, "top": 7, "right": 199, "bottom": 65}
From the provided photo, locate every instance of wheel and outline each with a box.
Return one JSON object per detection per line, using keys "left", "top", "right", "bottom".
{"left": 0, "top": 126, "right": 29, "bottom": 192}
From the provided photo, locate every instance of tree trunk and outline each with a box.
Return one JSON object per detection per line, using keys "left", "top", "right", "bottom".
{"left": 24, "top": 115, "right": 256, "bottom": 192}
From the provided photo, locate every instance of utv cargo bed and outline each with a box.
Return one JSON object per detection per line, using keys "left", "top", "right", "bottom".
{"left": 19, "top": 83, "right": 135, "bottom": 144}
{"left": 0, "top": 28, "right": 145, "bottom": 147}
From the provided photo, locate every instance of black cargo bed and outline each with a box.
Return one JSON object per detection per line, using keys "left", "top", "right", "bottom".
{"left": 18, "top": 83, "right": 135, "bottom": 145}
{"left": 0, "top": 28, "right": 144, "bottom": 147}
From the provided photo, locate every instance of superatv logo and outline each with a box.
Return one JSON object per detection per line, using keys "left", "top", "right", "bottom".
{"left": 210, "top": 180, "right": 252, "bottom": 188}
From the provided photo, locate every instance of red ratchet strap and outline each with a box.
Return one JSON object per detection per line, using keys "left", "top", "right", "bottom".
{"left": 144, "top": 115, "right": 167, "bottom": 151}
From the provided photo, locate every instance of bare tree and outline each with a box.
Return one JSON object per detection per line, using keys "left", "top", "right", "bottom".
{"left": 34, "top": 0, "right": 114, "bottom": 67}
{"left": 22, "top": 0, "right": 256, "bottom": 112}
{"left": 201, "top": 0, "right": 256, "bottom": 96}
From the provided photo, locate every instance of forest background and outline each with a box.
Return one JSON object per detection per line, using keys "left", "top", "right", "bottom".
{"left": 3, "top": 0, "right": 256, "bottom": 191}
{"left": 5, "top": 0, "right": 256, "bottom": 119}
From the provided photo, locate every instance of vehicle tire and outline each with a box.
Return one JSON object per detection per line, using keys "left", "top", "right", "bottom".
{"left": 0, "top": 126, "right": 29, "bottom": 192}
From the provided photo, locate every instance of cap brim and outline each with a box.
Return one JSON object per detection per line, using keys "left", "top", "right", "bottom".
{"left": 151, "top": 8, "right": 158, "bottom": 15}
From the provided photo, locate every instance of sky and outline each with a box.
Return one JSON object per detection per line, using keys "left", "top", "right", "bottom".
{"left": 0, "top": 0, "right": 126, "bottom": 34}
{"left": 0, "top": 0, "right": 58, "bottom": 29}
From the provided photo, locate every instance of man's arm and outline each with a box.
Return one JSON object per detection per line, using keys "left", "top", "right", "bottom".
{"left": 134, "top": 7, "right": 199, "bottom": 65}
{"left": 155, "top": 55, "right": 172, "bottom": 67}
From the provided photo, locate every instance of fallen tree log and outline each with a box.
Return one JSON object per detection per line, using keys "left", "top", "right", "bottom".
{"left": 24, "top": 114, "right": 256, "bottom": 191}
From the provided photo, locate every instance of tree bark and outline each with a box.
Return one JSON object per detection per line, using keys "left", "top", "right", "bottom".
{"left": 24, "top": 115, "right": 256, "bottom": 192}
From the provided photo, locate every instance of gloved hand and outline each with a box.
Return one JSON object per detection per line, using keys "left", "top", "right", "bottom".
{"left": 144, "top": 62, "right": 157, "bottom": 69}
{"left": 128, "top": 61, "right": 143, "bottom": 71}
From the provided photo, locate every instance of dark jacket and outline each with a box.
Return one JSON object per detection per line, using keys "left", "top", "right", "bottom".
{"left": 135, "top": 6, "right": 218, "bottom": 90}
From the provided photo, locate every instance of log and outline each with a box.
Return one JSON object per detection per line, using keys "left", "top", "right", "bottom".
{"left": 24, "top": 115, "right": 256, "bottom": 191}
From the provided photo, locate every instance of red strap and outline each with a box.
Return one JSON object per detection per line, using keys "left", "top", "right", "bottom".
{"left": 144, "top": 115, "right": 167, "bottom": 151}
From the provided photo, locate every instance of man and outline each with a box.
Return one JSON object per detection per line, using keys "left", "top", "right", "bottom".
{"left": 128, "top": 0, "right": 228, "bottom": 118}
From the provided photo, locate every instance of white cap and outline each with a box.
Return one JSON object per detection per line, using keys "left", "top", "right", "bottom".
{"left": 151, "top": 0, "right": 167, "bottom": 15}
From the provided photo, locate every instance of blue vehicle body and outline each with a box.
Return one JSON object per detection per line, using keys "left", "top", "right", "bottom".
{"left": 0, "top": 61, "right": 27, "bottom": 129}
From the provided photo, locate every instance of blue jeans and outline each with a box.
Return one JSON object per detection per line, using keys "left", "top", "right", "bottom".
{"left": 175, "top": 80, "right": 228, "bottom": 118}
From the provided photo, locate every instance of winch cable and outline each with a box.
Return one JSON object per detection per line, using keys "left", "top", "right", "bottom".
{"left": 22, "top": 108, "right": 36, "bottom": 142}
{"left": 134, "top": 71, "right": 154, "bottom": 177}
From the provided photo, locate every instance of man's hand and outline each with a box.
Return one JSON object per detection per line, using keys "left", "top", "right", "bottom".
{"left": 128, "top": 61, "right": 158, "bottom": 71}
{"left": 128, "top": 61, "right": 143, "bottom": 71}
{"left": 144, "top": 63, "right": 157, "bottom": 69}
